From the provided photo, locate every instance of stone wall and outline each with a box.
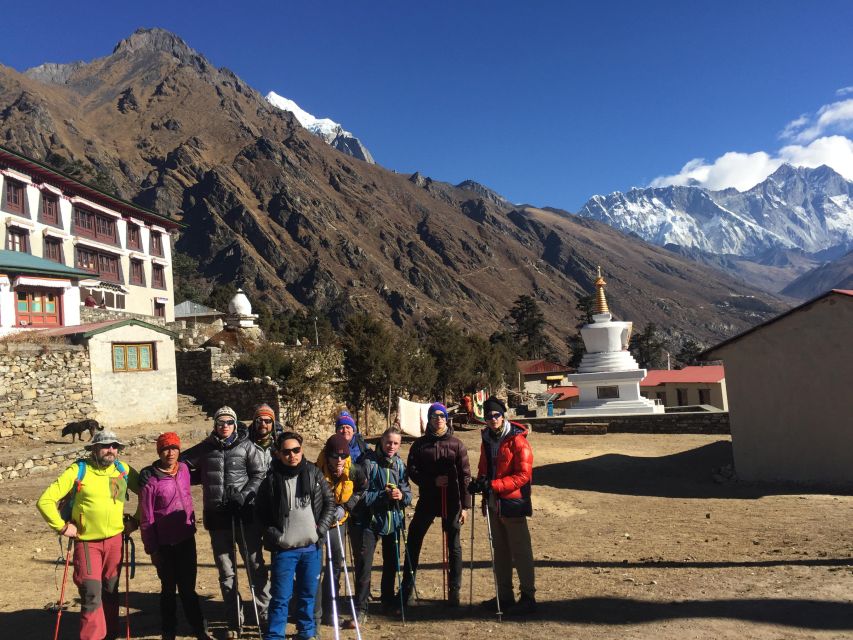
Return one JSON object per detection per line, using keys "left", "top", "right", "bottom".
{"left": 517, "top": 411, "right": 730, "bottom": 435}
{"left": 0, "top": 343, "right": 96, "bottom": 439}
{"left": 175, "top": 346, "right": 346, "bottom": 442}
{"left": 80, "top": 306, "right": 167, "bottom": 326}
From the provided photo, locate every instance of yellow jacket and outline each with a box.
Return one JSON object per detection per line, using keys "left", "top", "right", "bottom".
{"left": 315, "top": 453, "right": 355, "bottom": 526}
{"left": 37, "top": 459, "right": 139, "bottom": 541}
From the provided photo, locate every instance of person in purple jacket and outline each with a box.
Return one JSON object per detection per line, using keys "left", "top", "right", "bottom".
{"left": 140, "top": 432, "right": 212, "bottom": 640}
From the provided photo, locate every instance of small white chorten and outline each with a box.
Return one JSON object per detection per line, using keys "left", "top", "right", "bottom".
{"left": 564, "top": 268, "right": 664, "bottom": 415}
{"left": 225, "top": 288, "right": 258, "bottom": 329}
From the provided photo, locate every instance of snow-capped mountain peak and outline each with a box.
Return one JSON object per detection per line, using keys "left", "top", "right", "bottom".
{"left": 265, "top": 91, "right": 374, "bottom": 164}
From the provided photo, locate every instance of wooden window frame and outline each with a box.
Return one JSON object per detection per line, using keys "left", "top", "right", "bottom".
{"left": 75, "top": 246, "right": 122, "bottom": 283}
{"left": 40, "top": 193, "right": 60, "bottom": 226}
{"left": 150, "top": 231, "right": 164, "bottom": 257}
{"left": 676, "top": 388, "right": 689, "bottom": 406}
{"left": 112, "top": 342, "right": 156, "bottom": 373}
{"left": 73, "top": 207, "right": 118, "bottom": 245}
{"left": 5, "top": 179, "right": 25, "bottom": 215}
{"left": 151, "top": 263, "right": 166, "bottom": 289}
{"left": 44, "top": 237, "right": 64, "bottom": 263}
{"left": 6, "top": 227, "right": 29, "bottom": 253}
{"left": 127, "top": 223, "right": 141, "bottom": 251}
{"left": 129, "top": 259, "right": 145, "bottom": 286}
{"left": 15, "top": 288, "right": 63, "bottom": 327}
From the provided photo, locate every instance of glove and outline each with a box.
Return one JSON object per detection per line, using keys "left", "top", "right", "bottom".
{"left": 138, "top": 466, "right": 155, "bottom": 488}
{"left": 226, "top": 486, "right": 245, "bottom": 510}
{"left": 335, "top": 506, "right": 346, "bottom": 522}
{"left": 122, "top": 514, "right": 139, "bottom": 534}
{"left": 468, "top": 478, "right": 490, "bottom": 495}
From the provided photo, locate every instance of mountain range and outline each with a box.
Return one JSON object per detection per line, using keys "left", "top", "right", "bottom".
{"left": 0, "top": 28, "right": 787, "bottom": 353}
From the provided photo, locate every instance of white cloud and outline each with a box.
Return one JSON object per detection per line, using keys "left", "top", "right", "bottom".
{"left": 651, "top": 94, "right": 853, "bottom": 192}
{"left": 781, "top": 98, "right": 853, "bottom": 143}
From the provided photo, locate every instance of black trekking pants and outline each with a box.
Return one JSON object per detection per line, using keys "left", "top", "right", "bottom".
{"left": 154, "top": 536, "right": 206, "bottom": 635}
{"left": 350, "top": 525, "right": 400, "bottom": 614}
{"left": 402, "top": 505, "right": 463, "bottom": 596}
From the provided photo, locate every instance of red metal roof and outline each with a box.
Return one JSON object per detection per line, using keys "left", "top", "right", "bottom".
{"left": 548, "top": 386, "right": 580, "bottom": 401}
{"left": 640, "top": 365, "right": 725, "bottom": 387}
{"left": 517, "top": 359, "right": 572, "bottom": 375}
{"left": 34, "top": 320, "right": 123, "bottom": 337}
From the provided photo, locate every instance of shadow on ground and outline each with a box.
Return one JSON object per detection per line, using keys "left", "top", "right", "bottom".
{"left": 536, "top": 441, "right": 852, "bottom": 499}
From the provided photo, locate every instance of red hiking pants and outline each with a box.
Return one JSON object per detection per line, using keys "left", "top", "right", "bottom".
{"left": 73, "top": 534, "right": 123, "bottom": 640}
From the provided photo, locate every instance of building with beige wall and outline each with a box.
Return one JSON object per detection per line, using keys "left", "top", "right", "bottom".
{"left": 517, "top": 359, "right": 572, "bottom": 394}
{"left": 41, "top": 318, "right": 178, "bottom": 428}
{"left": 640, "top": 366, "right": 728, "bottom": 410}
{"left": 0, "top": 145, "right": 180, "bottom": 329}
{"left": 702, "top": 290, "right": 853, "bottom": 484}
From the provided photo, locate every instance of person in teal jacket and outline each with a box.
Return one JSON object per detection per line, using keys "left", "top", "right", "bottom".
{"left": 37, "top": 430, "right": 139, "bottom": 640}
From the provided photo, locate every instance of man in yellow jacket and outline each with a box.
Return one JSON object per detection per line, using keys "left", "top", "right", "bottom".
{"left": 37, "top": 430, "right": 139, "bottom": 640}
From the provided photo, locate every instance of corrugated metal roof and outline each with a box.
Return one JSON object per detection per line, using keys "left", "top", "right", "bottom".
{"left": 517, "top": 359, "right": 572, "bottom": 375}
{"left": 0, "top": 250, "right": 92, "bottom": 278}
{"left": 640, "top": 365, "right": 726, "bottom": 387}
{"left": 174, "top": 300, "right": 224, "bottom": 318}
{"left": 36, "top": 318, "right": 176, "bottom": 338}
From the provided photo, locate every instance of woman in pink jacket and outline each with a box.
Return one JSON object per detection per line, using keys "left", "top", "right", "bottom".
{"left": 140, "top": 432, "right": 212, "bottom": 640}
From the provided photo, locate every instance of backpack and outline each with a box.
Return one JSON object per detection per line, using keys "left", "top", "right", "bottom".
{"left": 58, "top": 459, "right": 128, "bottom": 522}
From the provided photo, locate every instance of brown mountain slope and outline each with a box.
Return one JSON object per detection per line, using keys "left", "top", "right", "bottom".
{"left": 0, "top": 28, "right": 785, "bottom": 350}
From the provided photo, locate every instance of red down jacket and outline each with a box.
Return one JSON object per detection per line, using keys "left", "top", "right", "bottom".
{"left": 477, "top": 421, "right": 533, "bottom": 517}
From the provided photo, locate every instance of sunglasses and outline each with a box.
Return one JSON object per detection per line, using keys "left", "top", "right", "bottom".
{"left": 96, "top": 443, "right": 120, "bottom": 450}
{"left": 327, "top": 453, "right": 349, "bottom": 460}
{"left": 216, "top": 419, "right": 236, "bottom": 426}
{"left": 280, "top": 446, "right": 302, "bottom": 455}
{"left": 431, "top": 413, "right": 447, "bottom": 419}
{"left": 257, "top": 418, "right": 274, "bottom": 424}
{"left": 486, "top": 412, "right": 502, "bottom": 420}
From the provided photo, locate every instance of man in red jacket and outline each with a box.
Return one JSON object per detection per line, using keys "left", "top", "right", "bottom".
{"left": 475, "top": 396, "right": 536, "bottom": 615}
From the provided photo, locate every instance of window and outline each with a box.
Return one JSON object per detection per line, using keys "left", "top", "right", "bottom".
{"left": 112, "top": 343, "right": 155, "bottom": 372}
{"left": 127, "top": 224, "right": 141, "bottom": 251}
{"left": 41, "top": 194, "right": 59, "bottom": 225}
{"left": 676, "top": 388, "right": 689, "bottom": 406}
{"left": 15, "top": 288, "right": 62, "bottom": 326}
{"left": 73, "top": 208, "right": 117, "bottom": 244}
{"left": 656, "top": 391, "right": 668, "bottom": 405}
{"left": 5, "top": 179, "right": 25, "bottom": 214}
{"left": 596, "top": 386, "right": 620, "bottom": 399}
{"left": 44, "top": 238, "right": 64, "bottom": 263}
{"left": 6, "top": 228, "right": 29, "bottom": 252}
{"left": 154, "top": 301, "right": 166, "bottom": 317}
{"left": 150, "top": 231, "right": 164, "bottom": 256}
{"left": 698, "top": 388, "right": 711, "bottom": 405}
{"left": 76, "top": 246, "right": 122, "bottom": 282}
{"left": 152, "top": 264, "right": 166, "bottom": 289}
{"left": 129, "top": 259, "right": 145, "bottom": 285}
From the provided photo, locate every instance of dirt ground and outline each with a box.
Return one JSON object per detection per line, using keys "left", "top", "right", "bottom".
{"left": 0, "top": 419, "right": 851, "bottom": 640}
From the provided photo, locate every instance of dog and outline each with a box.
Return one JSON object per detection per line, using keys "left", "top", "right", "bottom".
{"left": 61, "top": 419, "right": 103, "bottom": 442}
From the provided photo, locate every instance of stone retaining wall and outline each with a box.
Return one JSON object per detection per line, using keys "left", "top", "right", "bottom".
{"left": 517, "top": 411, "right": 730, "bottom": 435}
{"left": 0, "top": 343, "right": 97, "bottom": 439}
{"left": 175, "top": 346, "right": 346, "bottom": 442}
{"left": 80, "top": 306, "right": 167, "bottom": 326}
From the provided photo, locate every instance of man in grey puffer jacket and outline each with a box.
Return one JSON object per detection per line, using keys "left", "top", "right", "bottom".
{"left": 182, "top": 406, "right": 271, "bottom": 637}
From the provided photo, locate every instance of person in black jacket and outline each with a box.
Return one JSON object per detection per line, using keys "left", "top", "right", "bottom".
{"left": 402, "top": 402, "right": 471, "bottom": 607}
{"left": 255, "top": 430, "right": 336, "bottom": 640}
{"left": 181, "top": 406, "right": 271, "bottom": 637}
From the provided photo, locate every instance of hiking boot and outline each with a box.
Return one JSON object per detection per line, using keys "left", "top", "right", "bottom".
{"left": 481, "top": 594, "right": 515, "bottom": 611}
{"left": 505, "top": 594, "right": 537, "bottom": 617}
{"left": 342, "top": 611, "right": 366, "bottom": 629}
{"left": 448, "top": 588, "right": 461, "bottom": 607}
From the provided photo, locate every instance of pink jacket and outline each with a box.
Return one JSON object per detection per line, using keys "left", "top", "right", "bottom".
{"left": 139, "top": 461, "right": 196, "bottom": 554}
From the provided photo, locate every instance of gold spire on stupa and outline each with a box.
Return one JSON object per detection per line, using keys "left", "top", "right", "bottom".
{"left": 593, "top": 266, "right": 610, "bottom": 314}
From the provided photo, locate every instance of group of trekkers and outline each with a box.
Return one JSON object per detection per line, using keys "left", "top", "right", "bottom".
{"left": 36, "top": 396, "right": 535, "bottom": 640}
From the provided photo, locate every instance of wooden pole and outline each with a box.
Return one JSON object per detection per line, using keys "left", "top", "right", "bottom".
{"left": 387, "top": 384, "right": 392, "bottom": 428}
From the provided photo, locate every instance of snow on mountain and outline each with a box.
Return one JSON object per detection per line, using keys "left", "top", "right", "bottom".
{"left": 576, "top": 164, "right": 853, "bottom": 257}
{"left": 265, "top": 91, "right": 374, "bottom": 163}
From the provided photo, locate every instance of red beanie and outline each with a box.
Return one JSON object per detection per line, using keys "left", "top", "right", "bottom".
{"left": 157, "top": 432, "right": 181, "bottom": 452}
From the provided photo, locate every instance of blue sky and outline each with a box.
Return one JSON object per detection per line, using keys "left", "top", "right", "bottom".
{"left": 2, "top": 1, "right": 853, "bottom": 210}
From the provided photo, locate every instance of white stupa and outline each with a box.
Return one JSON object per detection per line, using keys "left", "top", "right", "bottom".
{"left": 225, "top": 288, "right": 258, "bottom": 329}
{"left": 564, "top": 268, "right": 664, "bottom": 415}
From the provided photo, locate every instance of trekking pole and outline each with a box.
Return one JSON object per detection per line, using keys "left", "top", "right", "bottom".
{"left": 483, "top": 495, "right": 503, "bottom": 622}
{"left": 469, "top": 500, "right": 475, "bottom": 608}
{"left": 53, "top": 538, "right": 73, "bottom": 640}
{"left": 440, "top": 485, "right": 448, "bottom": 601}
{"left": 237, "top": 517, "right": 262, "bottom": 631}
{"left": 123, "top": 533, "right": 131, "bottom": 640}
{"left": 325, "top": 531, "right": 341, "bottom": 640}
{"left": 335, "top": 525, "right": 362, "bottom": 640}
{"left": 230, "top": 515, "right": 243, "bottom": 636}
{"left": 393, "top": 528, "right": 406, "bottom": 625}
{"left": 399, "top": 509, "right": 420, "bottom": 603}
